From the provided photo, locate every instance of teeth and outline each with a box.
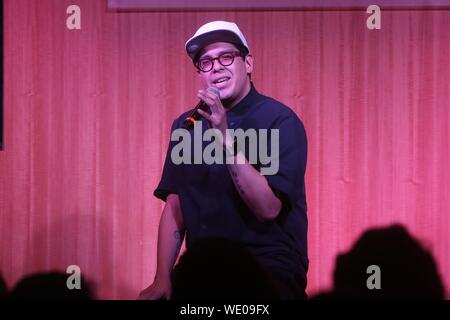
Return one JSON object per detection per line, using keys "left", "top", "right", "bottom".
{"left": 215, "top": 78, "right": 228, "bottom": 83}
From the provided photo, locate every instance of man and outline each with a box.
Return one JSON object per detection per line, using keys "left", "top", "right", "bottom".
{"left": 139, "top": 21, "right": 308, "bottom": 300}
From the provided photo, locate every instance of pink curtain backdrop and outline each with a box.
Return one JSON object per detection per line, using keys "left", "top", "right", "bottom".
{"left": 1, "top": 0, "right": 449, "bottom": 299}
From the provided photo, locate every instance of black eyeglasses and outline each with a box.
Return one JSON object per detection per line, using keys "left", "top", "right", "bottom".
{"left": 196, "top": 51, "right": 245, "bottom": 72}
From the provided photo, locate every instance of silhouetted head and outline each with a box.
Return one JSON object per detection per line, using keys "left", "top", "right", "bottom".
{"left": 331, "top": 224, "right": 444, "bottom": 299}
{"left": 172, "top": 237, "right": 279, "bottom": 300}
{"left": 0, "top": 273, "right": 8, "bottom": 299}
{"left": 7, "top": 271, "right": 94, "bottom": 300}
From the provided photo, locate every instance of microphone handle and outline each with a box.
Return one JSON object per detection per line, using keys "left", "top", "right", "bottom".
{"left": 182, "top": 87, "right": 219, "bottom": 130}
{"left": 182, "top": 101, "right": 210, "bottom": 130}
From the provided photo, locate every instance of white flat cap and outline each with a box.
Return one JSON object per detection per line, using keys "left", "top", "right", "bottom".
{"left": 185, "top": 21, "right": 250, "bottom": 61}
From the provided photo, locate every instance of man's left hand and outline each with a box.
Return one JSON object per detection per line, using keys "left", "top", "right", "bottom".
{"left": 196, "top": 88, "right": 228, "bottom": 137}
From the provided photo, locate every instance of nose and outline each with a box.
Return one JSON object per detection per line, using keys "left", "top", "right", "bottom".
{"left": 211, "top": 59, "right": 224, "bottom": 72}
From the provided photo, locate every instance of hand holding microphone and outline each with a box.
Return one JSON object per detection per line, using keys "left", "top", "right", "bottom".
{"left": 182, "top": 87, "right": 221, "bottom": 130}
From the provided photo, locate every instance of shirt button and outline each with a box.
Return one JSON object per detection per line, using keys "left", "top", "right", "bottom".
{"left": 230, "top": 122, "right": 235, "bottom": 126}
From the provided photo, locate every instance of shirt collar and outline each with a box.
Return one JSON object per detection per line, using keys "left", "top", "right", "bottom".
{"left": 226, "top": 82, "right": 261, "bottom": 118}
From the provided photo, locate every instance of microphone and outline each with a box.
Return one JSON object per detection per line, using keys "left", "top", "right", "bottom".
{"left": 182, "top": 87, "right": 220, "bottom": 130}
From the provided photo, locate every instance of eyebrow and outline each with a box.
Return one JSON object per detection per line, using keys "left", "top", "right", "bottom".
{"left": 199, "top": 50, "right": 234, "bottom": 60}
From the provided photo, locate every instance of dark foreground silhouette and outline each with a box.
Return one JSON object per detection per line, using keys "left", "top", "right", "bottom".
{"left": 4, "top": 271, "right": 94, "bottom": 300}
{"left": 312, "top": 224, "right": 445, "bottom": 299}
{"left": 171, "top": 237, "right": 280, "bottom": 300}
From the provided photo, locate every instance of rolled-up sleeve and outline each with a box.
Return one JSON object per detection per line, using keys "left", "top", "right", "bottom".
{"left": 153, "top": 120, "right": 181, "bottom": 202}
{"left": 264, "top": 112, "right": 307, "bottom": 213}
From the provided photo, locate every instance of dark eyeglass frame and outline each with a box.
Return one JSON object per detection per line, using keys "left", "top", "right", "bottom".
{"left": 196, "top": 51, "right": 245, "bottom": 72}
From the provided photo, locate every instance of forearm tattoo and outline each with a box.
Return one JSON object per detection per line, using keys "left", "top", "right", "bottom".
{"left": 174, "top": 231, "right": 182, "bottom": 251}
{"left": 172, "top": 230, "right": 182, "bottom": 262}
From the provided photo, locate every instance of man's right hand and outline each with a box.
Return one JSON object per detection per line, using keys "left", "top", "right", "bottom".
{"left": 139, "top": 194, "right": 183, "bottom": 300}
{"left": 138, "top": 276, "right": 172, "bottom": 300}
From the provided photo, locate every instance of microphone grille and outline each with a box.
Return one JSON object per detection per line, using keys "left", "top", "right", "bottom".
{"left": 207, "top": 87, "right": 221, "bottom": 98}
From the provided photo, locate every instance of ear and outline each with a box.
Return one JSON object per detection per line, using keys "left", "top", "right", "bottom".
{"left": 245, "top": 54, "right": 254, "bottom": 75}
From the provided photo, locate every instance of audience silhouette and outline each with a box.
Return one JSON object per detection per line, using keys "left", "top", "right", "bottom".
{"left": 171, "top": 237, "right": 280, "bottom": 300}
{"left": 2, "top": 225, "right": 444, "bottom": 300}
{"left": 312, "top": 224, "right": 445, "bottom": 299}
{"left": 6, "top": 271, "right": 94, "bottom": 300}
{"left": 0, "top": 273, "right": 8, "bottom": 299}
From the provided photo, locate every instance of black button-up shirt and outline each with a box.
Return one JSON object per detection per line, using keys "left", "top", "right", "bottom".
{"left": 154, "top": 84, "right": 308, "bottom": 277}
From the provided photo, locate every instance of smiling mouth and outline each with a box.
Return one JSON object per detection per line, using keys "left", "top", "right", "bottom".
{"left": 213, "top": 77, "right": 230, "bottom": 84}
